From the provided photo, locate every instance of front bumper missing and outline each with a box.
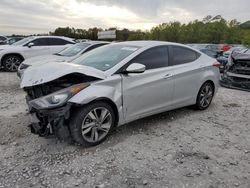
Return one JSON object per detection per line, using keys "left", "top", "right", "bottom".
{"left": 29, "top": 104, "right": 73, "bottom": 141}
{"left": 220, "top": 72, "right": 250, "bottom": 92}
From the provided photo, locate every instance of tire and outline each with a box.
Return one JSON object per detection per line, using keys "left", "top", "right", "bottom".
{"left": 194, "top": 82, "right": 214, "bottom": 110}
{"left": 3, "top": 55, "right": 23, "bottom": 72}
{"left": 69, "top": 101, "right": 115, "bottom": 147}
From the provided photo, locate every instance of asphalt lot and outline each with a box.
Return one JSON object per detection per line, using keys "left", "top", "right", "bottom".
{"left": 0, "top": 72, "right": 250, "bottom": 188}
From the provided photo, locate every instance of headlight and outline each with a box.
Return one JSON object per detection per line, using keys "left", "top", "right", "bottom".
{"left": 29, "top": 83, "right": 89, "bottom": 110}
{"left": 49, "top": 94, "right": 68, "bottom": 104}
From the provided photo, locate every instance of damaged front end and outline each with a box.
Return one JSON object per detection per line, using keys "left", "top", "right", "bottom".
{"left": 220, "top": 49, "right": 250, "bottom": 91}
{"left": 20, "top": 62, "right": 107, "bottom": 141}
{"left": 23, "top": 73, "right": 98, "bottom": 141}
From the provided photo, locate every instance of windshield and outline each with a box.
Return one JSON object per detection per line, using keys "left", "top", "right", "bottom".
{"left": 72, "top": 44, "right": 140, "bottom": 71}
{"left": 191, "top": 44, "right": 208, "bottom": 50}
{"left": 12, "top": 37, "right": 33, "bottom": 46}
{"left": 57, "top": 43, "right": 90, "bottom": 57}
{"left": 200, "top": 49, "right": 216, "bottom": 58}
{"left": 244, "top": 49, "right": 250, "bottom": 54}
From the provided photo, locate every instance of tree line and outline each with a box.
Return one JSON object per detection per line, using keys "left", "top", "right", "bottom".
{"left": 50, "top": 15, "right": 250, "bottom": 45}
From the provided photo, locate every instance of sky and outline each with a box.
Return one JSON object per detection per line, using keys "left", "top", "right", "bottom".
{"left": 0, "top": 0, "right": 249, "bottom": 35}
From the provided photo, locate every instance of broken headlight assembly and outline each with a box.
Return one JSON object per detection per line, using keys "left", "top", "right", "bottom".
{"left": 29, "top": 83, "right": 90, "bottom": 110}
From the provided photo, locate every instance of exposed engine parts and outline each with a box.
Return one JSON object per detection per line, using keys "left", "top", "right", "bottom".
{"left": 220, "top": 49, "right": 250, "bottom": 91}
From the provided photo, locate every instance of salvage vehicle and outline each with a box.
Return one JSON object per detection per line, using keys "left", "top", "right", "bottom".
{"left": 188, "top": 43, "right": 223, "bottom": 56}
{"left": 199, "top": 48, "right": 218, "bottom": 58}
{"left": 21, "top": 41, "right": 220, "bottom": 146}
{"left": 0, "top": 36, "right": 24, "bottom": 45}
{"left": 0, "top": 36, "right": 75, "bottom": 72}
{"left": 6, "top": 37, "right": 25, "bottom": 45}
{"left": 199, "top": 48, "right": 226, "bottom": 72}
{"left": 220, "top": 48, "right": 250, "bottom": 91}
{"left": 0, "top": 35, "right": 8, "bottom": 45}
{"left": 223, "top": 46, "right": 246, "bottom": 58}
{"left": 217, "top": 47, "right": 247, "bottom": 72}
{"left": 17, "top": 41, "right": 109, "bottom": 78}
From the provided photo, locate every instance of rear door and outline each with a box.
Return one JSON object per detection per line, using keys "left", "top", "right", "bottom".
{"left": 169, "top": 45, "right": 203, "bottom": 108}
{"left": 122, "top": 46, "right": 175, "bottom": 122}
{"left": 48, "top": 38, "right": 74, "bottom": 54}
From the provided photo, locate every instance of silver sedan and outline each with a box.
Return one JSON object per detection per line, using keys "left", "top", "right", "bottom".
{"left": 21, "top": 41, "right": 220, "bottom": 146}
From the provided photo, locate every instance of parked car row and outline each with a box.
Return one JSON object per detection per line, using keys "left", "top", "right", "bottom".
{"left": 0, "top": 35, "right": 24, "bottom": 45}
{"left": 18, "top": 40, "right": 220, "bottom": 146}
{"left": 0, "top": 36, "right": 75, "bottom": 71}
{"left": 0, "top": 35, "right": 8, "bottom": 45}
{"left": 187, "top": 43, "right": 247, "bottom": 72}
{"left": 17, "top": 41, "right": 110, "bottom": 77}
{"left": 220, "top": 48, "right": 250, "bottom": 91}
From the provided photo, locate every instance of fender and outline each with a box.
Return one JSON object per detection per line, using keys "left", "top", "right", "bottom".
{"left": 199, "top": 67, "right": 220, "bottom": 94}
{"left": 1, "top": 52, "right": 24, "bottom": 63}
{"left": 68, "top": 75, "right": 126, "bottom": 125}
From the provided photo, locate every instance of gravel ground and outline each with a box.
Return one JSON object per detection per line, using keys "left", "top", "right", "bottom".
{"left": 0, "top": 72, "right": 250, "bottom": 188}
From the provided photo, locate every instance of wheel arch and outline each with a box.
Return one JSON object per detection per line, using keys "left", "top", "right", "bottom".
{"left": 71, "top": 97, "right": 120, "bottom": 126}
{"left": 197, "top": 80, "right": 215, "bottom": 97}
{"left": 204, "top": 80, "right": 215, "bottom": 93}
{"left": 1, "top": 53, "right": 25, "bottom": 64}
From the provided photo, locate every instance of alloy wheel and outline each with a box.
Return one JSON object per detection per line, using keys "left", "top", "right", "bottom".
{"left": 81, "top": 107, "right": 112, "bottom": 143}
{"left": 4, "top": 56, "right": 21, "bottom": 71}
{"left": 199, "top": 84, "right": 213, "bottom": 108}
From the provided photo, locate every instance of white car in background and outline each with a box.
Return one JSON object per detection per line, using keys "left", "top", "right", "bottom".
{"left": 0, "top": 35, "right": 8, "bottom": 45}
{"left": 17, "top": 41, "right": 109, "bottom": 78}
{"left": 0, "top": 36, "right": 75, "bottom": 72}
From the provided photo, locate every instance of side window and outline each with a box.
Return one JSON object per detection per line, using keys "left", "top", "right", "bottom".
{"left": 48, "top": 38, "right": 73, "bottom": 45}
{"left": 131, "top": 46, "right": 169, "bottom": 70}
{"left": 84, "top": 43, "right": 107, "bottom": 53}
{"left": 30, "top": 38, "right": 49, "bottom": 46}
{"left": 0, "top": 36, "right": 6, "bottom": 41}
{"left": 171, "top": 46, "right": 200, "bottom": 66}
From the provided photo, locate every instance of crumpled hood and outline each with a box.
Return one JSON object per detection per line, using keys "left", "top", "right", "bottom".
{"left": 231, "top": 51, "right": 250, "bottom": 61}
{"left": 23, "top": 54, "right": 73, "bottom": 66}
{"left": 20, "top": 62, "right": 107, "bottom": 88}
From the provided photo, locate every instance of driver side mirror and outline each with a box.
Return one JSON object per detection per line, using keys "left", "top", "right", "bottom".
{"left": 125, "top": 63, "right": 146, "bottom": 74}
{"left": 28, "top": 42, "right": 34, "bottom": 48}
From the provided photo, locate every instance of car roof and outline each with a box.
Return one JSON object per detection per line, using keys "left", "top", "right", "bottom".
{"left": 113, "top": 40, "right": 186, "bottom": 47}
{"left": 85, "top": 41, "right": 110, "bottom": 45}
{"left": 30, "top": 35, "right": 74, "bottom": 42}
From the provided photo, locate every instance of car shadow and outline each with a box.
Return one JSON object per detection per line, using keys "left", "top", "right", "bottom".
{"left": 86, "top": 105, "right": 208, "bottom": 151}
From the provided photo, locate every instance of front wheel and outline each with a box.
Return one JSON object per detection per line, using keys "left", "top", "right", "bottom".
{"left": 194, "top": 82, "right": 214, "bottom": 110}
{"left": 69, "top": 101, "right": 115, "bottom": 147}
{"left": 3, "top": 55, "right": 23, "bottom": 72}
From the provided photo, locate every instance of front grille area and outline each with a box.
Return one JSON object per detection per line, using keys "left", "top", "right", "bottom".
{"left": 232, "top": 60, "right": 250, "bottom": 75}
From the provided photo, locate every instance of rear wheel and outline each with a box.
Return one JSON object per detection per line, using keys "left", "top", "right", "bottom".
{"left": 69, "top": 101, "right": 115, "bottom": 147}
{"left": 195, "top": 82, "right": 214, "bottom": 110}
{"left": 3, "top": 55, "right": 23, "bottom": 72}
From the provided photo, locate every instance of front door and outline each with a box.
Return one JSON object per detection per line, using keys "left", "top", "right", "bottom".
{"left": 122, "top": 46, "right": 174, "bottom": 122}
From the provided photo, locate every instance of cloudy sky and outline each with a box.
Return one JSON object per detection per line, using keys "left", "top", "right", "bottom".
{"left": 0, "top": 0, "right": 249, "bottom": 35}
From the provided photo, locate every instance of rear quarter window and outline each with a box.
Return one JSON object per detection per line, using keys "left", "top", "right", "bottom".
{"left": 48, "top": 38, "right": 74, "bottom": 45}
{"left": 171, "top": 46, "right": 201, "bottom": 66}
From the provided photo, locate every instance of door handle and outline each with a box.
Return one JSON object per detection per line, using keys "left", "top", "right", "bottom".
{"left": 163, "top": 73, "right": 172, "bottom": 79}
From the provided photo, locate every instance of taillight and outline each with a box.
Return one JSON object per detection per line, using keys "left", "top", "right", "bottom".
{"left": 213, "top": 61, "right": 221, "bottom": 68}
